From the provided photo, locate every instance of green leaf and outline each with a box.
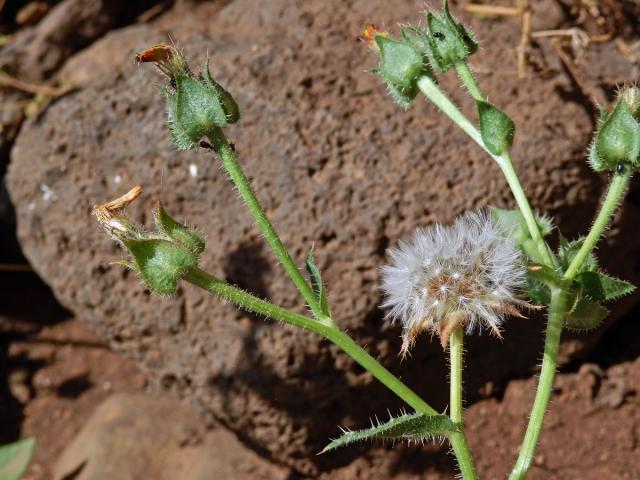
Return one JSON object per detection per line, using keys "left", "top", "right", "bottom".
{"left": 306, "top": 248, "right": 332, "bottom": 317}
{"left": 155, "top": 202, "right": 206, "bottom": 256}
{"left": 565, "top": 297, "right": 609, "bottom": 331}
{"left": 557, "top": 237, "right": 598, "bottom": 273}
{"left": 124, "top": 239, "right": 197, "bottom": 295}
{"left": 0, "top": 438, "right": 36, "bottom": 480}
{"left": 320, "top": 413, "right": 457, "bottom": 454}
{"left": 574, "top": 271, "right": 635, "bottom": 302}
{"left": 524, "top": 279, "right": 551, "bottom": 306}
{"left": 477, "top": 101, "right": 515, "bottom": 155}
{"left": 527, "top": 264, "right": 562, "bottom": 288}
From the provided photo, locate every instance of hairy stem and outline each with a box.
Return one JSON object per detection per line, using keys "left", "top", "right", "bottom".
{"left": 563, "top": 171, "right": 632, "bottom": 281}
{"left": 448, "top": 327, "right": 477, "bottom": 480}
{"left": 416, "top": 75, "right": 553, "bottom": 266}
{"left": 509, "top": 288, "right": 567, "bottom": 480}
{"left": 206, "top": 128, "right": 327, "bottom": 321}
{"left": 455, "top": 62, "right": 484, "bottom": 101}
{"left": 183, "top": 267, "right": 437, "bottom": 415}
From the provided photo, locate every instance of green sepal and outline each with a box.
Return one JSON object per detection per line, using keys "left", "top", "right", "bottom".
{"left": 426, "top": 0, "right": 477, "bottom": 72}
{"left": 155, "top": 202, "right": 206, "bottom": 256}
{"left": 202, "top": 59, "right": 240, "bottom": 124}
{"left": 491, "top": 207, "right": 552, "bottom": 264}
{"left": 594, "top": 99, "right": 640, "bottom": 171}
{"left": 305, "top": 247, "right": 332, "bottom": 318}
{"left": 527, "top": 264, "right": 562, "bottom": 288}
{"left": 123, "top": 239, "right": 197, "bottom": 295}
{"left": 565, "top": 296, "right": 609, "bottom": 332}
{"left": 0, "top": 438, "right": 36, "bottom": 480}
{"left": 320, "top": 413, "right": 457, "bottom": 454}
{"left": 477, "top": 101, "right": 515, "bottom": 155}
{"left": 375, "top": 36, "right": 425, "bottom": 106}
{"left": 574, "top": 271, "right": 635, "bottom": 302}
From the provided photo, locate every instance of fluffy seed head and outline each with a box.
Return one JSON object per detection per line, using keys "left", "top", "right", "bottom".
{"left": 380, "top": 210, "right": 526, "bottom": 356}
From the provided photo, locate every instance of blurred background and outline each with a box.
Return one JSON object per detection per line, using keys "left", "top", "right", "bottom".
{"left": 1, "top": 0, "right": 640, "bottom": 478}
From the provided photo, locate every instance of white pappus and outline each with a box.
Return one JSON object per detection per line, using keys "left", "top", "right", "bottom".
{"left": 380, "top": 210, "right": 528, "bottom": 356}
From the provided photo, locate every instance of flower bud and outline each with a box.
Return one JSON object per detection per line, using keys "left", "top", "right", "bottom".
{"left": 590, "top": 98, "right": 640, "bottom": 172}
{"left": 93, "top": 187, "right": 206, "bottom": 295}
{"left": 425, "top": 0, "right": 477, "bottom": 73}
{"left": 136, "top": 44, "right": 240, "bottom": 150}
{"left": 363, "top": 24, "right": 429, "bottom": 108}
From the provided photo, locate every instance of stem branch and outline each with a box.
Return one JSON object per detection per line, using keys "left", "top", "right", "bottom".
{"left": 184, "top": 267, "right": 437, "bottom": 415}
{"left": 206, "top": 129, "right": 327, "bottom": 321}
{"left": 416, "top": 75, "right": 553, "bottom": 266}
{"left": 563, "top": 171, "right": 632, "bottom": 281}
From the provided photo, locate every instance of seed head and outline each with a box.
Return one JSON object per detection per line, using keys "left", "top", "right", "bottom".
{"left": 380, "top": 210, "right": 527, "bottom": 356}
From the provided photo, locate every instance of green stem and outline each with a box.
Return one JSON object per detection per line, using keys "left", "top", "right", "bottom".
{"left": 448, "top": 327, "right": 477, "bottom": 480}
{"left": 416, "top": 75, "right": 553, "bottom": 266}
{"left": 509, "top": 288, "right": 568, "bottom": 480}
{"left": 563, "top": 171, "right": 632, "bottom": 281}
{"left": 206, "top": 128, "right": 327, "bottom": 321}
{"left": 183, "top": 267, "right": 437, "bottom": 416}
{"left": 455, "top": 62, "right": 484, "bottom": 101}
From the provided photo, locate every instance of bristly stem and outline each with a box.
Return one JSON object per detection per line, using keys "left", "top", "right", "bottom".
{"left": 206, "top": 128, "right": 328, "bottom": 322}
{"left": 183, "top": 266, "right": 438, "bottom": 416}
{"left": 448, "top": 327, "right": 477, "bottom": 480}
{"left": 563, "top": 171, "right": 632, "bottom": 281}
{"left": 509, "top": 288, "right": 567, "bottom": 480}
{"left": 416, "top": 75, "right": 553, "bottom": 266}
{"left": 455, "top": 62, "right": 484, "bottom": 101}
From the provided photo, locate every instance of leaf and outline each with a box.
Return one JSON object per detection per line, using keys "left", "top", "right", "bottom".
{"left": 527, "top": 264, "right": 562, "bottom": 288}
{"left": 557, "top": 237, "right": 598, "bottom": 273}
{"left": 524, "top": 279, "right": 551, "bottom": 306}
{"left": 0, "top": 438, "right": 36, "bottom": 480}
{"left": 574, "top": 271, "right": 635, "bottom": 302}
{"left": 306, "top": 247, "right": 332, "bottom": 317}
{"left": 320, "top": 413, "right": 457, "bottom": 454}
{"left": 565, "top": 297, "right": 609, "bottom": 332}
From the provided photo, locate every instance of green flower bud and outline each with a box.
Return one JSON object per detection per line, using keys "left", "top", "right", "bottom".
{"left": 590, "top": 99, "right": 640, "bottom": 172}
{"left": 136, "top": 44, "right": 240, "bottom": 150}
{"left": 426, "top": 0, "right": 478, "bottom": 72}
{"left": 93, "top": 186, "right": 206, "bottom": 295}
{"left": 362, "top": 24, "right": 430, "bottom": 108}
{"left": 477, "top": 101, "right": 515, "bottom": 155}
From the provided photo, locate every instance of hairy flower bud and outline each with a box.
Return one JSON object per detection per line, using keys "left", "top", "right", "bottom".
{"left": 380, "top": 211, "right": 526, "bottom": 356}
{"left": 589, "top": 97, "right": 640, "bottom": 172}
{"left": 425, "top": 0, "right": 477, "bottom": 72}
{"left": 136, "top": 44, "right": 240, "bottom": 150}
{"left": 93, "top": 186, "right": 206, "bottom": 295}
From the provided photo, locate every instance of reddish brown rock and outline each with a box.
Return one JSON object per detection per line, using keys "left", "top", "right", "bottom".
{"left": 7, "top": 0, "right": 640, "bottom": 474}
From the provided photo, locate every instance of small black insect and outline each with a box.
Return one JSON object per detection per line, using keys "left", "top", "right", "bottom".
{"left": 169, "top": 78, "right": 177, "bottom": 90}
{"left": 616, "top": 163, "right": 626, "bottom": 174}
{"left": 433, "top": 31, "right": 445, "bottom": 40}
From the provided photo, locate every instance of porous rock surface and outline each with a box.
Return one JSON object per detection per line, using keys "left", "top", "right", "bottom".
{"left": 7, "top": 0, "right": 640, "bottom": 474}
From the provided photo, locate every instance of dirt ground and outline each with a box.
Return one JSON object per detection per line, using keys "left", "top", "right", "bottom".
{"left": 2, "top": 0, "right": 640, "bottom": 478}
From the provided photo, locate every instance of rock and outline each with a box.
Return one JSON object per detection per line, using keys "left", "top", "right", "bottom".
{"left": 7, "top": 0, "right": 640, "bottom": 474}
{"left": 52, "top": 393, "right": 288, "bottom": 480}
{"left": 0, "top": 0, "right": 162, "bottom": 81}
